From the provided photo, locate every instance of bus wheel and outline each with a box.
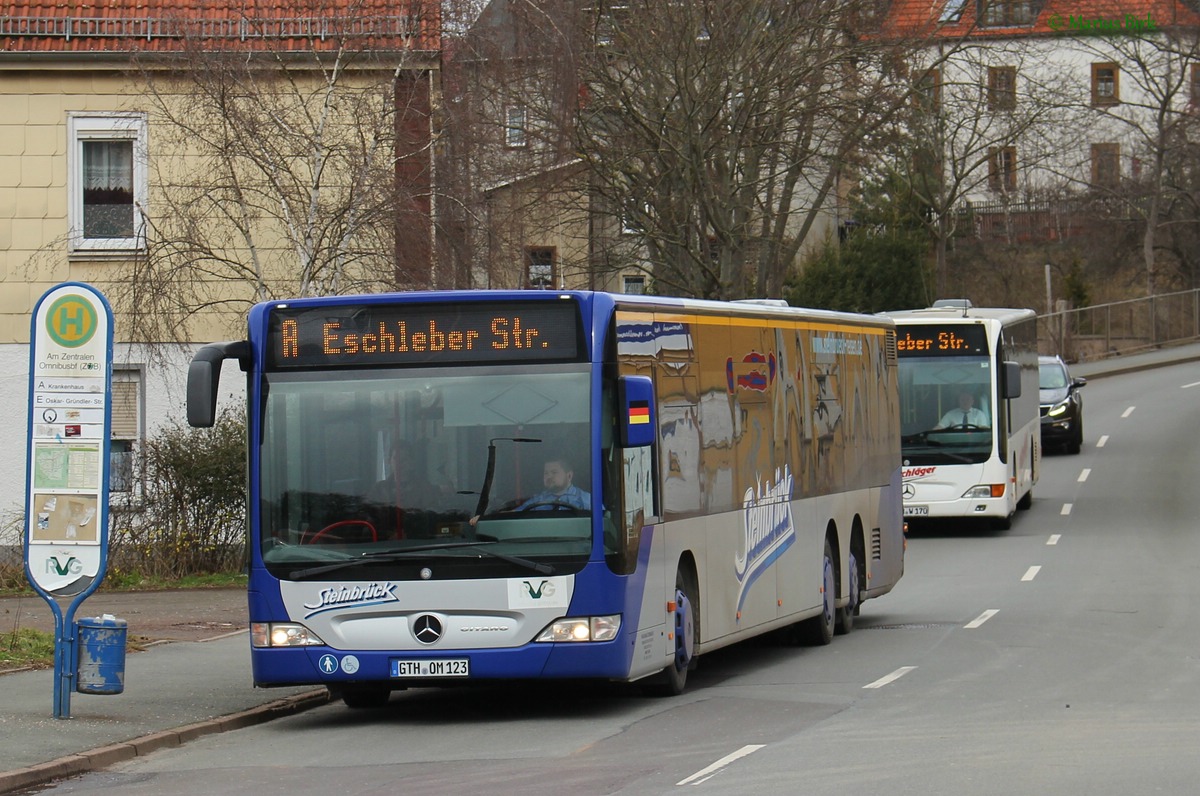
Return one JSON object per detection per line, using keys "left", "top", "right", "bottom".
{"left": 805, "top": 539, "right": 836, "bottom": 646}
{"left": 1017, "top": 487, "right": 1033, "bottom": 511}
{"left": 836, "top": 545, "right": 860, "bottom": 636}
{"left": 652, "top": 569, "right": 697, "bottom": 696}
{"left": 339, "top": 684, "right": 391, "bottom": 709}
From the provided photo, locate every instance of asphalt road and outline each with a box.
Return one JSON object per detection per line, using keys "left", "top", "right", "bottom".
{"left": 25, "top": 358, "right": 1200, "bottom": 795}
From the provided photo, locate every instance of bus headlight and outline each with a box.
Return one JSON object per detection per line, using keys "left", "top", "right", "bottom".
{"left": 251, "top": 622, "right": 325, "bottom": 648}
{"left": 962, "top": 484, "right": 1005, "bottom": 499}
{"left": 534, "top": 615, "right": 621, "bottom": 643}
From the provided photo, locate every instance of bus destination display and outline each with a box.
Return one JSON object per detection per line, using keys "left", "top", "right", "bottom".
{"left": 267, "top": 301, "right": 584, "bottom": 368}
{"left": 895, "top": 324, "right": 987, "bottom": 356}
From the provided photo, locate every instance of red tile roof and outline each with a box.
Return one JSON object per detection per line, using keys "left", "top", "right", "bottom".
{"left": 881, "top": 0, "right": 1200, "bottom": 40}
{"left": 0, "top": 0, "right": 440, "bottom": 54}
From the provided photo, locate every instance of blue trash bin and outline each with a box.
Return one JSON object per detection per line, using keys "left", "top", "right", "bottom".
{"left": 76, "top": 614, "right": 127, "bottom": 695}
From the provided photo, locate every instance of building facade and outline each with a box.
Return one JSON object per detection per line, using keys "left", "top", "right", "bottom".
{"left": 0, "top": 0, "right": 439, "bottom": 530}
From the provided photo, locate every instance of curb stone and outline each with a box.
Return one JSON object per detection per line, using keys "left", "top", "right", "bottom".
{"left": 0, "top": 689, "right": 330, "bottom": 795}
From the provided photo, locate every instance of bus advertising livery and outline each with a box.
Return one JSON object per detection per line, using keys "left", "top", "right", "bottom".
{"left": 188, "top": 291, "right": 906, "bottom": 707}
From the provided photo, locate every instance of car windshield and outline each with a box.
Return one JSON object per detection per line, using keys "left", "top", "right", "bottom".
{"left": 257, "top": 364, "right": 594, "bottom": 578}
{"left": 1040, "top": 362, "right": 1068, "bottom": 390}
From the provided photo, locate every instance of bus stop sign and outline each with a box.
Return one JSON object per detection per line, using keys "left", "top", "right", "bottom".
{"left": 24, "top": 282, "right": 114, "bottom": 598}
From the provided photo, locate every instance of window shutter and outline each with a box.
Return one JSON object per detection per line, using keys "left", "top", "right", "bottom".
{"left": 111, "top": 377, "right": 139, "bottom": 439}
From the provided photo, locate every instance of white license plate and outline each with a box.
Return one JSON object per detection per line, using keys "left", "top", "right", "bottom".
{"left": 392, "top": 659, "right": 470, "bottom": 678}
{"left": 904, "top": 505, "right": 929, "bottom": 516}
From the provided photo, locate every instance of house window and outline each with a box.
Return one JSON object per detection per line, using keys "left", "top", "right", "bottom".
{"left": 68, "top": 112, "right": 147, "bottom": 252}
{"left": 527, "top": 247, "right": 555, "bottom": 289}
{"left": 915, "top": 68, "right": 942, "bottom": 112}
{"left": 987, "top": 66, "right": 1017, "bottom": 110}
{"left": 623, "top": 275, "right": 645, "bottom": 294}
{"left": 110, "top": 370, "right": 143, "bottom": 494}
{"left": 1091, "top": 143, "right": 1120, "bottom": 188}
{"left": 979, "top": 0, "right": 1035, "bottom": 26}
{"left": 505, "top": 106, "right": 528, "bottom": 148}
{"left": 1092, "top": 63, "right": 1119, "bottom": 106}
{"left": 988, "top": 146, "right": 1017, "bottom": 192}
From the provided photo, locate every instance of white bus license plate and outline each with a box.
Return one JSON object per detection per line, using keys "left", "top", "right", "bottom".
{"left": 392, "top": 659, "right": 470, "bottom": 678}
{"left": 904, "top": 505, "right": 929, "bottom": 517}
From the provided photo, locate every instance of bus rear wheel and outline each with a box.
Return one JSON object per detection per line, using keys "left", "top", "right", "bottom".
{"left": 836, "top": 545, "right": 860, "bottom": 635}
{"left": 804, "top": 539, "right": 836, "bottom": 645}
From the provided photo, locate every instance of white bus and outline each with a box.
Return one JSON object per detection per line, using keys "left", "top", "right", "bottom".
{"left": 884, "top": 301, "right": 1040, "bottom": 529}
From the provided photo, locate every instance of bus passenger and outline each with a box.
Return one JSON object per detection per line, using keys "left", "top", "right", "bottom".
{"left": 934, "top": 389, "right": 989, "bottom": 429}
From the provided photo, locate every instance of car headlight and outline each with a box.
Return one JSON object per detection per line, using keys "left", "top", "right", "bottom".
{"left": 251, "top": 622, "right": 325, "bottom": 648}
{"left": 535, "top": 615, "right": 621, "bottom": 642}
{"left": 1047, "top": 401, "right": 1069, "bottom": 417}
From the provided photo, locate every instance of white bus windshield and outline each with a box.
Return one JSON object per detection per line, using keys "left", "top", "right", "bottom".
{"left": 898, "top": 355, "right": 994, "bottom": 465}
{"left": 258, "top": 365, "right": 594, "bottom": 575}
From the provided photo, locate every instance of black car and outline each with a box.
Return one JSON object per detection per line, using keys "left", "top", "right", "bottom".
{"left": 1039, "top": 355, "right": 1086, "bottom": 454}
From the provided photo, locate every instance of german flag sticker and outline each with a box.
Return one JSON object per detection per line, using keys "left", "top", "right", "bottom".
{"left": 629, "top": 401, "right": 650, "bottom": 425}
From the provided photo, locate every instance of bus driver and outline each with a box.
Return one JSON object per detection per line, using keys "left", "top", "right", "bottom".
{"left": 934, "top": 389, "right": 989, "bottom": 429}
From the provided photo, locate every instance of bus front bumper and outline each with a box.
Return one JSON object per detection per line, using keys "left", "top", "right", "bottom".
{"left": 903, "top": 496, "right": 1011, "bottom": 520}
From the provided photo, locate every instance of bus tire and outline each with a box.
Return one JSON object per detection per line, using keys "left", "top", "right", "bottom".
{"left": 804, "top": 539, "right": 836, "bottom": 646}
{"left": 339, "top": 684, "right": 391, "bottom": 709}
{"left": 836, "top": 543, "right": 861, "bottom": 636}
{"left": 649, "top": 567, "right": 698, "bottom": 696}
{"left": 1017, "top": 486, "right": 1033, "bottom": 511}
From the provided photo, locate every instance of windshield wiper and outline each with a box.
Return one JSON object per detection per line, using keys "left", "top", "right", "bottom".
{"left": 289, "top": 540, "right": 555, "bottom": 580}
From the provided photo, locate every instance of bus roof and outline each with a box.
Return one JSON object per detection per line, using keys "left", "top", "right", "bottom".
{"left": 881, "top": 304, "right": 1036, "bottom": 325}
{"left": 253, "top": 290, "right": 896, "bottom": 331}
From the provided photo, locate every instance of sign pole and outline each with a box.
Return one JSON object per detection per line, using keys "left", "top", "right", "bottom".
{"left": 23, "top": 283, "right": 114, "bottom": 719}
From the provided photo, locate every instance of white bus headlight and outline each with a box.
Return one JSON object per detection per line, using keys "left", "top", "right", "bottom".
{"left": 962, "top": 484, "right": 1005, "bottom": 499}
{"left": 251, "top": 622, "right": 325, "bottom": 648}
{"left": 535, "top": 615, "right": 621, "bottom": 643}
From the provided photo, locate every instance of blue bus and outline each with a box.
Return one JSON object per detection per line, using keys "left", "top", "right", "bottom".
{"left": 187, "top": 291, "right": 905, "bottom": 707}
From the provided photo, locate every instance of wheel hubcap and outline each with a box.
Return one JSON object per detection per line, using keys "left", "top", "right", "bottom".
{"left": 675, "top": 588, "right": 695, "bottom": 668}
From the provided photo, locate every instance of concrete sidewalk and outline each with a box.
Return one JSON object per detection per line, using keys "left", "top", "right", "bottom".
{"left": 0, "top": 630, "right": 328, "bottom": 794}
{"left": 2, "top": 341, "right": 1198, "bottom": 794}
{"left": 1067, "top": 340, "right": 1200, "bottom": 380}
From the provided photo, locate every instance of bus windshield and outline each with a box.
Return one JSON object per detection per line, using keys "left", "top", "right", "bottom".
{"left": 258, "top": 364, "right": 594, "bottom": 578}
{"left": 897, "top": 354, "right": 994, "bottom": 466}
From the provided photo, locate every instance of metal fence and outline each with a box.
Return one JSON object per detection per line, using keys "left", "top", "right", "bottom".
{"left": 1038, "top": 288, "right": 1200, "bottom": 362}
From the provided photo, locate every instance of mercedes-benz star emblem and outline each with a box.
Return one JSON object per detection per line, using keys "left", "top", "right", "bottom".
{"left": 902, "top": 483, "right": 916, "bottom": 500}
{"left": 413, "top": 615, "right": 443, "bottom": 645}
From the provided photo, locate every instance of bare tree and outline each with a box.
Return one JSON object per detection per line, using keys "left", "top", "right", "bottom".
{"left": 564, "top": 0, "right": 951, "bottom": 299}
{"left": 111, "top": 1, "right": 439, "bottom": 343}
{"left": 1064, "top": 11, "right": 1200, "bottom": 295}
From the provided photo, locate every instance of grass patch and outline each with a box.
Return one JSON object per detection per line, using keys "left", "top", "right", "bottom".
{"left": 99, "top": 571, "right": 248, "bottom": 592}
{"left": 0, "top": 568, "right": 246, "bottom": 597}
{"left": 0, "top": 628, "right": 56, "bottom": 671}
{"left": 0, "top": 627, "right": 153, "bottom": 672}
